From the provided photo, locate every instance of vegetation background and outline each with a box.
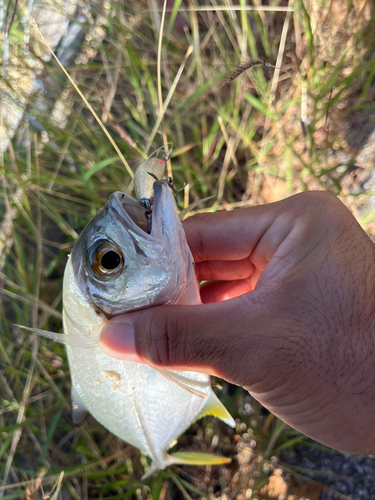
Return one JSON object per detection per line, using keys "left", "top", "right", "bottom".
{"left": 1, "top": 0, "right": 375, "bottom": 498}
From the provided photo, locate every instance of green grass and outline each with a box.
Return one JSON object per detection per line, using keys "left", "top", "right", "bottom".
{"left": 1, "top": 0, "right": 375, "bottom": 498}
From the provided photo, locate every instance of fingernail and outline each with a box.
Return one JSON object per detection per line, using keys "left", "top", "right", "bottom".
{"left": 100, "top": 323, "right": 141, "bottom": 362}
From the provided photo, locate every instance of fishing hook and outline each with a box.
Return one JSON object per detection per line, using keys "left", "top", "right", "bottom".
{"left": 140, "top": 170, "right": 187, "bottom": 232}
{"left": 139, "top": 197, "right": 153, "bottom": 234}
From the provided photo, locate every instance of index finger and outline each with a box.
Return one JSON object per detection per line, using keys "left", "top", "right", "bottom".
{"left": 182, "top": 201, "right": 282, "bottom": 263}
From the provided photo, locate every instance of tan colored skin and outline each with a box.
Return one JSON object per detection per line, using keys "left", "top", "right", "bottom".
{"left": 100, "top": 191, "right": 375, "bottom": 455}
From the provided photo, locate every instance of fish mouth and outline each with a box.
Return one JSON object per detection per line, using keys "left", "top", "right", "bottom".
{"left": 110, "top": 180, "right": 173, "bottom": 237}
{"left": 110, "top": 191, "right": 150, "bottom": 235}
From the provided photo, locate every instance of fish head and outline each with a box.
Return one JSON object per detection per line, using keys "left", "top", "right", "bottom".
{"left": 69, "top": 180, "right": 196, "bottom": 318}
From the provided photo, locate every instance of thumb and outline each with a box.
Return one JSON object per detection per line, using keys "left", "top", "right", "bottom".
{"left": 99, "top": 287, "right": 280, "bottom": 385}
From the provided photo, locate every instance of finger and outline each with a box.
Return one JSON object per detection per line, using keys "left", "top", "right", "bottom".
{"left": 182, "top": 200, "right": 288, "bottom": 263}
{"left": 182, "top": 191, "right": 337, "bottom": 265}
{"left": 200, "top": 279, "right": 253, "bottom": 303}
{"left": 99, "top": 288, "right": 281, "bottom": 386}
{"left": 195, "top": 258, "right": 255, "bottom": 281}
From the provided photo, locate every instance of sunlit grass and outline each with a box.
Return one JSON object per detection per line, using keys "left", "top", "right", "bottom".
{"left": 1, "top": 0, "right": 375, "bottom": 498}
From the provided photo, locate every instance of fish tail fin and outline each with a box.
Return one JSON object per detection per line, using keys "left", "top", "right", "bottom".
{"left": 198, "top": 391, "right": 235, "bottom": 427}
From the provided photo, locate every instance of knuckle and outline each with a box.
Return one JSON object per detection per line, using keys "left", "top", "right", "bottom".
{"left": 183, "top": 213, "right": 211, "bottom": 262}
{"left": 142, "top": 309, "right": 185, "bottom": 367}
{"left": 301, "top": 191, "right": 344, "bottom": 218}
{"left": 288, "top": 190, "right": 337, "bottom": 213}
{"left": 284, "top": 191, "right": 350, "bottom": 238}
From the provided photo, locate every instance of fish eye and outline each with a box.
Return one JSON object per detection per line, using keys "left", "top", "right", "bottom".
{"left": 91, "top": 241, "right": 123, "bottom": 278}
{"left": 101, "top": 250, "right": 121, "bottom": 270}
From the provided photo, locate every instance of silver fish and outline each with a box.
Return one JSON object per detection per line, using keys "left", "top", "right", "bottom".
{"left": 21, "top": 160, "right": 234, "bottom": 475}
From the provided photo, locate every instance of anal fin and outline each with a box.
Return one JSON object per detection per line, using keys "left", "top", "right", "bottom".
{"left": 141, "top": 452, "right": 231, "bottom": 480}
{"left": 167, "top": 451, "right": 231, "bottom": 466}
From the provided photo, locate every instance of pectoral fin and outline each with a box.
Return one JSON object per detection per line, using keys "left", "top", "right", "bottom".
{"left": 152, "top": 366, "right": 208, "bottom": 398}
{"left": 71, "top": 387, "right": 89, "bottom": 424}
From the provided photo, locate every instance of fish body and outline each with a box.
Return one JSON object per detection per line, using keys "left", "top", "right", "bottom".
{"left": 63, "top": 176, "right": 234, "bottom": 471}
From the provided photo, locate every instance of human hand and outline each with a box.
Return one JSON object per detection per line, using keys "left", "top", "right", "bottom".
{"left": 100, "top": 191, "right": 375, "bottom": 455}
